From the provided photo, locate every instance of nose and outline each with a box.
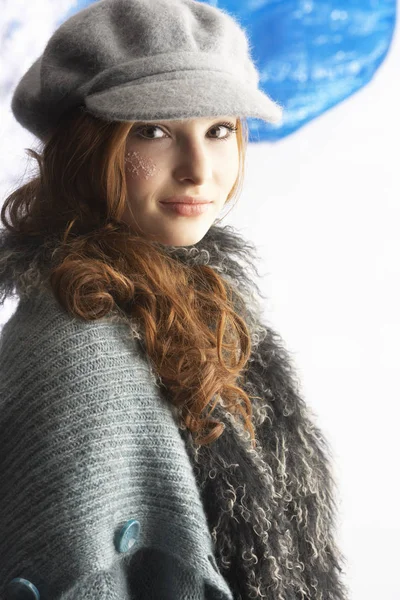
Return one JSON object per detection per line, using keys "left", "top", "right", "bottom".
{"left": 173, "top": 137, "right": 213, "bottom": 185}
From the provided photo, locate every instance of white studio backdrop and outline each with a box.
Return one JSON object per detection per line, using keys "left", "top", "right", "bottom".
{"left": 1, "top": 2, "right": 399, "bottom": 599}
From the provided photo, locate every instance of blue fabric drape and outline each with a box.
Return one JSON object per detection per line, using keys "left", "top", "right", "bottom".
{"left": 206, "top": 0, "right": 397, "bottom": 142}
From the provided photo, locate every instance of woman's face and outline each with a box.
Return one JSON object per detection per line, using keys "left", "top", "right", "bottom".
{"left": 122, "top": 115, "right": 240, "bottom": 247}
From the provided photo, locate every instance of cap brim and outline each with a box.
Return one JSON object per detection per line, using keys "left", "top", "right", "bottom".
{"left": 85, "top": 72, "right": 283, "bottom": 126}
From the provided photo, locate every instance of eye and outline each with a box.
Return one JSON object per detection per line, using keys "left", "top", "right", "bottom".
{"left": 133, "top": 121, "right": 238, "bottom": 141}
{"left": 135, "top": 125, "right": 167, "bottom": 140}
{"left": 208, "top": 122, "right": 238, "bottom": 141}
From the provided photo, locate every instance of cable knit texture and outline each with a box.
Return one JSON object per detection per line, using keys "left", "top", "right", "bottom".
{"left": 0, "top": 224, "right": 350, "bottom": 600}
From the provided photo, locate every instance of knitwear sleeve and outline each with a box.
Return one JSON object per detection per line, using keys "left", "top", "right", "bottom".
{"left": 0, "top": 289, "right": 233, "bottom": 600}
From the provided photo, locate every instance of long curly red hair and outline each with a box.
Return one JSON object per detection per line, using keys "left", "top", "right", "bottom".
{"left": 1, "top": 106, "right": 258, "bottom": 447}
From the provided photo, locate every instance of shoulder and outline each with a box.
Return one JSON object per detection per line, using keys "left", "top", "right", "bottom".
{"left": 1, "top": 285, "right": 140, "bottom": 354}
{"left": 0, "top": 286, "right": 172, "bottom": 442}
{"left": 0, "top": 286, "right": 152, "bottom": 387}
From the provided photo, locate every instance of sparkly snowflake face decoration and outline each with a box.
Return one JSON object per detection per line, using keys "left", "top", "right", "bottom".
{"left": 124, "top": 150, "right": 159, "bottom": 180}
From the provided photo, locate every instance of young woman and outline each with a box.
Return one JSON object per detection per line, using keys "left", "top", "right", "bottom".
{"left": 0, "top": 0, "right": 349, "bottom": 599}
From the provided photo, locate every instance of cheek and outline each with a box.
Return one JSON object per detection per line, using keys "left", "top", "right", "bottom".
{"left": 220, "top": 148, "right": 239, "bottom": 185}
{"left": 124, "top": 150, "right": 160, "bottom": 180}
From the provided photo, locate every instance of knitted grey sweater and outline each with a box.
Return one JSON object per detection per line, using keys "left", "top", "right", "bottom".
{"left": 0, "top": 224, "right": 350, "bottom": 600}
{"left": 0, "top": 284, "right": 233, "bottom": 599}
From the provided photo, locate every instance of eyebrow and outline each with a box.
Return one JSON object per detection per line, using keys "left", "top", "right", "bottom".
{"left": 132, "top": 117, "right": 236, "bottom": 126}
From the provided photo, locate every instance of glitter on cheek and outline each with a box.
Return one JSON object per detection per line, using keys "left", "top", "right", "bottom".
{"left": 124, "top": 150, "right": 159, "bottom": 180}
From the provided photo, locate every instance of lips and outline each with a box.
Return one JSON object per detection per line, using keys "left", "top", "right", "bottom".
{"left": 160, "top": 196, "right": 211, "bottom": 205}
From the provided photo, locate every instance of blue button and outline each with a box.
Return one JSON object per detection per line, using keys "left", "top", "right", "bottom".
{"left": 5, "top": 578, "right": 40, "bottom": 600}
{"left": 116, "top": 519, "right": 141, "bottom": 553}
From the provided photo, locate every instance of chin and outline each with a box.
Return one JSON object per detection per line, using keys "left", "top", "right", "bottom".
{"left": 159, "top": 228, "right": 210, "bottom": 248}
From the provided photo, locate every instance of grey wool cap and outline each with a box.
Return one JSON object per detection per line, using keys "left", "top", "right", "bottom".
{"left": 11, "top": 0, "right": 284, "bottom": 142}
